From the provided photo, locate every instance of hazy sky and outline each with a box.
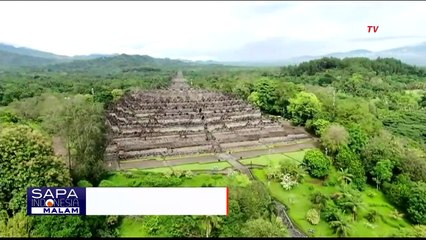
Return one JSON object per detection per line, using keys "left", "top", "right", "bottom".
{"left": 0, "top": 1, "right": 425, "bottom": 61}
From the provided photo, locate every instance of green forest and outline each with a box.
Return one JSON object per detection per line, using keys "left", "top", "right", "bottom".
{"left": 1, "top": 55, "right": 426, "bottom": 237}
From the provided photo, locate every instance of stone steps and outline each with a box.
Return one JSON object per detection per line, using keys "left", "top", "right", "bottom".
{"left": 105, "top": 77, "right": 309, "bottom": 161}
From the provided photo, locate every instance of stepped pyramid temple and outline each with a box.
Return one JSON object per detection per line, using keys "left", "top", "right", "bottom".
{"left": 105, "top": 71, "right": 310, "bottom": 168}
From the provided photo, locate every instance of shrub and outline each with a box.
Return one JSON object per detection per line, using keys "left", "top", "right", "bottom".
{"left": 302, "top": 149, "right": 331, "bottom": 178}
{"left": 324, "top": 176, "right": 338, "bottom": 187}
{"left": 311, "top": 191, "right": 328, "bottom": 210}
{"left": 306, "top": 209, "right": 320, "bottom": 225}
{"left": 407, "top": 182, "right": 426, "bottom": 224}
{"left": 98, "top": 180, "right": 115, "bottom": 187}
{"left": 280, "top": 174, "right": 298, "bottom": 190}
{"left": 266, "top": 164, "right": 281, "bottom": 181}
{"left": 279, "top": 159, "right": 305, "bottom": 183}
{"left": 173, "top": 169, "right": 183, "bottom": 178}
{"left": 309, "top": 118, "right": 331, "bottom": 136}
{"left": 365, "top": 210, "right": 378, "bottom": 223}
{"left": 184, "top": 170, "right": 194, "bottom": 178}
{"left": 77, "top": 180, "right": 93, "bottom": 187}
{"left": 163, "top": 171, "right": 173, "bottom": 178}
{"left": 321, "top": 202, "right": 340, "bottom": 222}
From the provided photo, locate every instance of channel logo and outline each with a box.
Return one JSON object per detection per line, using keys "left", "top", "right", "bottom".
{"left": 27, "top": 187, "right": 86, "bottom": 215}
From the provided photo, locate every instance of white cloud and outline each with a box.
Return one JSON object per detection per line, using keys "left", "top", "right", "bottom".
{"left": 0, "top": 1, "right": 425, "bottom": 60}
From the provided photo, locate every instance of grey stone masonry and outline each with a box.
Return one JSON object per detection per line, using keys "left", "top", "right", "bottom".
{"left": 105, "top": 71, "right": 310, "bottom": 161}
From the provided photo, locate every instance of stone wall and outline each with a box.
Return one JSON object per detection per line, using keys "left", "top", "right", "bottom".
{"left": 105, "top": 72, "right": 309, "bottom": 161}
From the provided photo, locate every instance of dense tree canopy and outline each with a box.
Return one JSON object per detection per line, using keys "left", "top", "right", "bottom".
{"left": 0, "top": 125, "right": 71, "bottom": 214}
{"left": 287, "top": 91, "right": 322, "bottom": 125}
{"left": 186, "top": 56, "right": 426, "bottom": 229}
{"left": 1, "top": 54, "right": 426, "bottom": 237}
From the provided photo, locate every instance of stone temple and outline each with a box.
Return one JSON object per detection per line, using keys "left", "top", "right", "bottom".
{"left": 105, "top": 71, "right": 309, "bottom": 165}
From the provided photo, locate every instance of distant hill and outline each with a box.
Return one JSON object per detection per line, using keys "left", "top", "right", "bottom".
{"left": 0, "top": 43, "right": 225, "bottom": 72}
{"left": 72, "top": 53, "right": 118, "bottom": 60}
{"left": 2, "top": 41, "right": 426, "bottom": 70}
{"left": 374, "top": 43, "right": 426, "bottom": 66}
{"left": 215, "top": 42, "right": 426, "bottom": 67}
{"left": 0, "top": 43, "right": 114, "bottom": 69}
{"left": 285, "top": 43, "right": 426, "bottom": 66}
{"left": 0, "top": 50, "right": 59, "bottom": 69}
{"left": 42, "top": 54, "right": 217, "bottom": 75}
{"left": 0, "top": 43, "right": 70, "bottom": 60}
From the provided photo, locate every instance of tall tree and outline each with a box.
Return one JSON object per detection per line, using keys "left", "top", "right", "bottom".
{"left": 200, "top": 216, "right": 223, "bottom": 238}
{"left": 320, "top": 124, "right": 349, "bottom": 155}
{"left": 60, "top": 95, "right": 106, "bottom": 185}
{"left": 287, "top": 91, "right": 323, "bottom": 125}
{"left": 371, "top": 159, "right": 394, "bottom": 190}
{"left": 0, "top": 125, "right": 71, "bottom": 214}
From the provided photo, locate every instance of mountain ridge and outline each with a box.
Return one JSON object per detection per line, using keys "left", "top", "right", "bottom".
{"left": 1, "top": 42, "right": 426, "bottom": 68}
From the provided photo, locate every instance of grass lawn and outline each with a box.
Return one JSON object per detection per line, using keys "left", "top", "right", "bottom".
{"left": 240, "top": 153, "right": 294, "bottom": 166}
{"left": 180, "top": 174, "right": 230, "bottom": 187}
{"left": 121, "top": 152, "right": 214, "bottom": 162}
{"left": 282, "top": 149, "right": 311, "bottom": 162}
{"left": 141, "top": 161, "right": 232, "bottom": 173}
{"left": 252, "top": 168, "right": 413, "bottom": 237}
{"left": 105, "top": 172, "right": 135, "bottom": 186}
{"left": 240, "top": 149, "right": 311, "bottom": 166}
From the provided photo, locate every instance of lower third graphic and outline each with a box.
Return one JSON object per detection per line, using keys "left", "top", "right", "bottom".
{"left": 27, "top": 187, "right": 86, "bottom": 215}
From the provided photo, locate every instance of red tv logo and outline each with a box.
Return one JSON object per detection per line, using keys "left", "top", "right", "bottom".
{"left": 367, "top": 26, "right": 379, "bottom": 33}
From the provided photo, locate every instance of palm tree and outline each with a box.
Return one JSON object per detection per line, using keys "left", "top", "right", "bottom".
{"left": 330, "top": 217, "right": 351, "bottom": 237}
{"left": 312, "top": 193, "right": 328, "bottom": 210}
{"left": 291, "top": 164, "right": 306, "bottom": 183}
{"left": 338, "top": 168, "right": 354, "bottom": 186}
{"left": 340, "top": 193, "right": 364, "bottom": 221}
{"left": 201, "top": 216, "right": 222, "bottom": 238}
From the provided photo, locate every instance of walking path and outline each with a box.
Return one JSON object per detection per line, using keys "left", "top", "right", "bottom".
{"left": 117, "top": 140, "right": 317, "bottom": 170}
{"left": 275, "top": 201, "right": 308, "bottom": 237}
{"left": 216, "top": 153, "right": 254, "bottom": 179}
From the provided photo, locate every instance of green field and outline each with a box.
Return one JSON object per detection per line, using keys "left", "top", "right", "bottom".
{"left": 252, "top": 168, "right": 413, "bottom": 237}
{"left": 240, "top": 153, "right": 294, "bottom": 166}
{"left": 120, "top": 152, "right": 215, "bottom": 162}
{"left": 141, "top": 161, "right": 232, "bottom": 173}
{"left": 180, "top": 174, "right": 231, "bottom": 187}
{"left": 240, "top": 149, "right": 311, "bottom": 166}
{"left": 282, "top": 149, "right": 311, "bottom": 162}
